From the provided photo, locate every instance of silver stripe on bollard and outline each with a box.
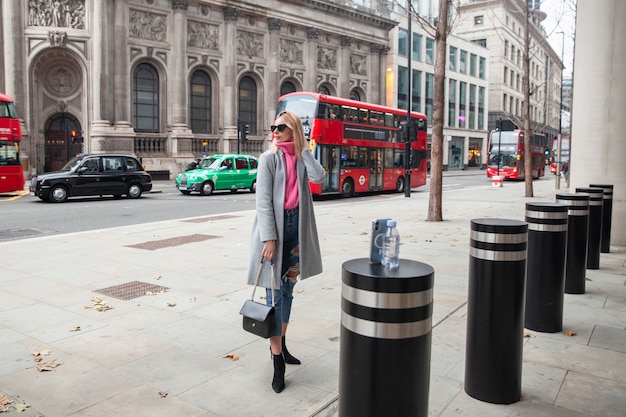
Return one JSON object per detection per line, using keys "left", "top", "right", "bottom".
{"left": 341, "top": 312, "right": 431, "bottom": 339}
{"left": 342, "top": 283, "right": 432, "bottom": 309}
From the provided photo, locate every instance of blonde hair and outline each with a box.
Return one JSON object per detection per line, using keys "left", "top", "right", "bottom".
{"left": 272, "top": 110, "right": 305, "bottom": 160}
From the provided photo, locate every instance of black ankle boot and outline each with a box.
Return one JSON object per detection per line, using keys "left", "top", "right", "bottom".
{"left": 282, "top": 336, "right": 301, "bottom": 365}
{"left": 272, "top": 353, "right": 285, "bottom": 393}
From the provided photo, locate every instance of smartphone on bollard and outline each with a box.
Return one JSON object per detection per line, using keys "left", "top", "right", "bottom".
{"left": 369, "top": 218, "right": 390, "bottom": 263}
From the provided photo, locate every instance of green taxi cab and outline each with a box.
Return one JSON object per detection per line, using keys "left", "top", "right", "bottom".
{"left": 175, "top": 153, "right": 258, "bottom": 196}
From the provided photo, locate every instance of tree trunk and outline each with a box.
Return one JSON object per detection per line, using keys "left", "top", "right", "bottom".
{"left": 427, "top": 0, "right": 449, "bottom": 221}
{"left": 523, "top": 6, "right": 534, "bottom": 197}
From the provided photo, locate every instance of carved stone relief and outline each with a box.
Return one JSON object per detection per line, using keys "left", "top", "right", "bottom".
{"left": 279, "top": 39, "right": 303, "bottom": 65}
{"left": 129, "top": 10, "right": 167, "bottom": 42}
{"left": 43, "top": 63, "right": 81, "bottom": 97}
{"left": 188, "top": 21, "right": 219, "bottom": 50}
{"left": 306, "top": 27, "right": 319, "bottom": 40}
{"left": 317, "top": 46, "right": 337, "bottom": 71}
{"left": 28, "top": 0, "right": 86, "bottom": 29}
{"left": 236, "top": 31, "right": 263, "bottom": 59}
{"left": 350, "top": 54, "right": 367, "bottom": 76}
{"left": 48, "top": 31, "right": 67, "bottom": 48}
{"left": 171, "top": 0, "right": 189, "bottom": 10}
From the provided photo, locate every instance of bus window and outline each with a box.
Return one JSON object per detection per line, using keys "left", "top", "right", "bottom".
{"left": 340, "top": 106, "right": 350, "bottom": 121}
{"left": 384, "top": 113, "right": 394, "bottom": 127}
{"left": 356, "top": 148, "right": 367, "bottom": 168}
{"left": 359, "top": 109, "right": 369, "bottom": 123}
{"left": 329, "top": 105, "right": 339, "bottom": 120}
{"left": 341, "top": 146, "right": 357, "bottom": 168}
{"left": 394, "top": 150, "right": 405, "bottom": 167}
{"left": 384, "top": 148, "right": 394, "bottom": 168}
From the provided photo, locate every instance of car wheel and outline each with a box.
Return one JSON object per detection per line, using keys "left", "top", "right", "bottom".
{"left": 127, "top": 183, "right": 143, "bottom": 199}
{"left": 230, "top": 189, "right": 238, "bottom": 193}
{"left": 396, "top": 176, "right": 405, "bottom": 193}
{"left": 200, "top": 181, "right": 214, "bottom": 196}
{"left": 341, "top": 178, "right": 354, "bottom": 198}
{"left": 180, "top": 190, "right": 191, "bottom": 195}
{"left": 49, "top": 185, "right": 69, "bottom": 203}
{"left": 250, "top": 180, "right": 256, "bottom": 193}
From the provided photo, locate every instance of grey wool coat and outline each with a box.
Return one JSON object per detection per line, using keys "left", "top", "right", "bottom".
{"left": 247, "top": 146, "right": 326, "bottom": 290}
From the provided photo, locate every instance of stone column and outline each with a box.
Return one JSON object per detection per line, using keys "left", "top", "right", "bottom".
{"left": 340, "top": 36, "right": 352, "bottom": 98}
{"left": 222, "top": 6, "right": 240, "bottom": 152}
{"left": 170, "top": 0, "right": 190, "bottom": 131}
{"left": 267, "top": 18, "right": 282, "bottom": 124}
{"left": 370, "top": 43, "right": 388, "bottom": 105}
{"left": 305, "top": 27, "right": 320, "bottom": 91}
{"left": 91, "top": 0, "right": 111, "bottom": 130}
{"left": 113, "top": 0, "right": 132, "bottom": 129}
{"left": 169, "top": 0, "right": 193, "bottom": 157}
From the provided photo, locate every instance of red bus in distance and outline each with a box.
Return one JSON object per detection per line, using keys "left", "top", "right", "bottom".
{"left": 275, "top": 92, "right": 429, "bottom": 197}
{"left": 0, "top": 93, "right": 25, "bottom": 193}
{"left": 486, "top": 129, "right": 547, "bottom": 180}
{"left": 550, "top": 137, "right": 570, "bottom": 174}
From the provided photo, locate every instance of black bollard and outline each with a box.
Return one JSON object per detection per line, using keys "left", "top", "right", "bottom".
{"left": 575, "top": 187, "right": 604, "bottom": 269}
{"left": 589, "top": 184, "right": 614, "bottom": 253}
{"left": 524, "top": 203, "right": 568, "bottom": 332}
{"left": 556, "top": 193, "right": 589, "bottom": 294}
{"left": 339, "top": 258, "right": 433, "bottom": 417}
{"left": 465, "top": 219, "right": 528, "bottom": 404}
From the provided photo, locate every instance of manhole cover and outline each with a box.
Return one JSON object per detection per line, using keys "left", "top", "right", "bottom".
{"left": 94, "top": 281, "right": 169, "bottom": 300}
{"left": 125, "top": 233, "right": 219, "bottom": 250}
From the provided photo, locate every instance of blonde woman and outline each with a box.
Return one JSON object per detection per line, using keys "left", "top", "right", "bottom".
{"left": 247, "top": 110, "right": 325, "bottom": 393}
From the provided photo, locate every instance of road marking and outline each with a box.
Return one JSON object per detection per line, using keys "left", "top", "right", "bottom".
{"left": 0, "top": 190, "right": 28, "bottom": 202}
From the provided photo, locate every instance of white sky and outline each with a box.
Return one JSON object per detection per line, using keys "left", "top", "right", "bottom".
{"left": 540, "top": 0, "right": 576, "bottom": 78}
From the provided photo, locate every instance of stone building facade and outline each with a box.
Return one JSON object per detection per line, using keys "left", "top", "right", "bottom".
{"left": 1, "top": 0, "right": 396, "bottom": 178}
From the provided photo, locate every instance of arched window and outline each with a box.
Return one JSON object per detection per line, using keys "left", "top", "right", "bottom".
{"left": 350, "top": 90, "right": 361, "bottom": 102}
{"left": 238, "top": 76, "right": 257, "bottom": 135}
{"left": 133, "top": 63, "right": 159, "bottom": 132}
{"left": 319, "top": 85, "right": 331, "bottom": 95}
{"left": 190, "top": 70, "right": 212, "bottom": 133}
{"left": 280, "top": 81, "right": 297, "bottom": 96}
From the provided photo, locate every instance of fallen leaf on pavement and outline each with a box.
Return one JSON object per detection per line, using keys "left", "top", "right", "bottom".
{"left": 223, "top": 353, "right": 239, "bottom": 361}
{"left": 13, "top": 403, "right": 29, "bottom": 412}
{"left": 0, "top": 405, "right": 8, "bottom": 413}
{"left": 158, "top": 391, "right": 168, "bottom": 398}
{"left": 84, "top": 297, "right": 113, "bottom": 312}
{"left": 0, "top": 396, "right": 10, "bottom": 406}
{"left": 37, "top": 359, "right": 62, "bottom": 372}
{"left": 564, "top": 330, "right": 577, "bottom": 336}
{"left": 524, "top": 332, "right": 535, "bottom": 338}
{"left": 167, "top": 302, "right": 177, "bottom": 307}
{"left": 32, "top": 349, "right": 51, "bottom": 357}
{"left": 69, "top": 326, "right": 81, "bottom": 332}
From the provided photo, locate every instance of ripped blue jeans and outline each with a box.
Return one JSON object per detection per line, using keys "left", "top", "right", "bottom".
{"left": 266, "top": 208, "right": 299, "bottom": 336}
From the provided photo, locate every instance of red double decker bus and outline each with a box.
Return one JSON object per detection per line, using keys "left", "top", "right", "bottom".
{"left": 486, "top": 129, "right": 547, "bottom": 180}
{"left": 275, "top": 92, "right": 429, "bottom": 197}
{"left": 0, "top": 93, "right": 25, "bottom": 193}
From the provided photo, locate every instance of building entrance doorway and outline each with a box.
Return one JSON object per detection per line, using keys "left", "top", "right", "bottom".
{"left": 44, "top": 112, "right": 82, "bottom": 172}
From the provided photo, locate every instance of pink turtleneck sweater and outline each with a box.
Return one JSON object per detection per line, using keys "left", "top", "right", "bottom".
{"left": 276, "top": 141, "right": 299, "bottom": 210}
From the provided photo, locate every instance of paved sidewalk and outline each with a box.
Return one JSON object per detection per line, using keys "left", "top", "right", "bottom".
{"left": 0, "top": 178, "right": 624, "bottom": 417}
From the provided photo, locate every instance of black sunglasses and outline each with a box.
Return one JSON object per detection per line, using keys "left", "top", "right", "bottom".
{"left": 270, "top": 124, "right": 288, "bottom": 132}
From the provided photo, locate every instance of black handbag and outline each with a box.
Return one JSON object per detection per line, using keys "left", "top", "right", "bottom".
{"left": 240, "top": 259, "right": 277, "bottom": 338}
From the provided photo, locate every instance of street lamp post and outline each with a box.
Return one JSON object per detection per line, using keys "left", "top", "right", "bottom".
{"left": 497, "top": 118, "right": 502, "bottom": 177}
{"left": 404, "top": 2, "right": 412, "bottom": 198}
{"left": 556, "top": 31, "right": 565, "bottom": 189}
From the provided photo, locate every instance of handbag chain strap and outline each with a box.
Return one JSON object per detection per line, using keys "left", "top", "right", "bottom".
{"left": 250, "top": 258, "right": 275, "bottom": 307}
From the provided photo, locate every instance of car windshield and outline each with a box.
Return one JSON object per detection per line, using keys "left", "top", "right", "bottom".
{"left": 60, "top": 155, "right": 86, "bottom": 172}
{"left": 199, "top": 157, "right": 218, "bottom": 169}
{"left": 206, "top": 158, "right": 223, "bottom": 170}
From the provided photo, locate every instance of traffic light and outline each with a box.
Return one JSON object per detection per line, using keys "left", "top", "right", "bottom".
{"left": 70, "top": 130, "right": 84, "bottom": 143}
{"left": 240, "top": 123, "right": 249, "bottom": 142}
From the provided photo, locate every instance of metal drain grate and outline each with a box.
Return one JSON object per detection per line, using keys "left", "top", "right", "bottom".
{"left": 94, "top": 281, "right": 169, "bottom": 300}
{"left": 125, "top": 233, "right": 219, "bottom": 250}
